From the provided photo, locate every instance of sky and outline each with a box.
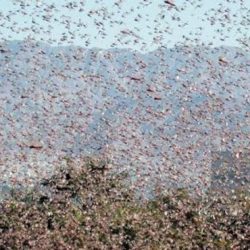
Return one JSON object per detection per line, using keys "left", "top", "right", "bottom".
{"left": 0, "top": 0, "right": 249, "bottom": 51}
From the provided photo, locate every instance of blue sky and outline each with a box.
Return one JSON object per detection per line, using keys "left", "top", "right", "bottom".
{"left": 0, "top": 0, "right": 249, "bottom": 51}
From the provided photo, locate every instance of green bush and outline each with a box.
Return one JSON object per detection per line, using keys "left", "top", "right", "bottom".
{"left": 0, "top": 157, "right": 249, "bottom": 249}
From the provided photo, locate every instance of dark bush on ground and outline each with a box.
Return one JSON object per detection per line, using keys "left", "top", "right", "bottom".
{"left": 0, "top": 157, "right": 249, "bottom": 249}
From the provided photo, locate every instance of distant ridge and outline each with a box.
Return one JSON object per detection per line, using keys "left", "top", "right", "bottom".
{"left": 0, "top": 40, "right": 249, "bottom": 196}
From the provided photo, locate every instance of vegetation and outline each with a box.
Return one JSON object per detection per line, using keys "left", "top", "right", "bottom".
{"left": 0, "top": 157, "right": 249, "bottom": 249}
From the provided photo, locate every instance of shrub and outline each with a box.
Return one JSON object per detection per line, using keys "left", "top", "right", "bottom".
{"left": 0, "top": 157, "right": 249, "bottom": 249}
